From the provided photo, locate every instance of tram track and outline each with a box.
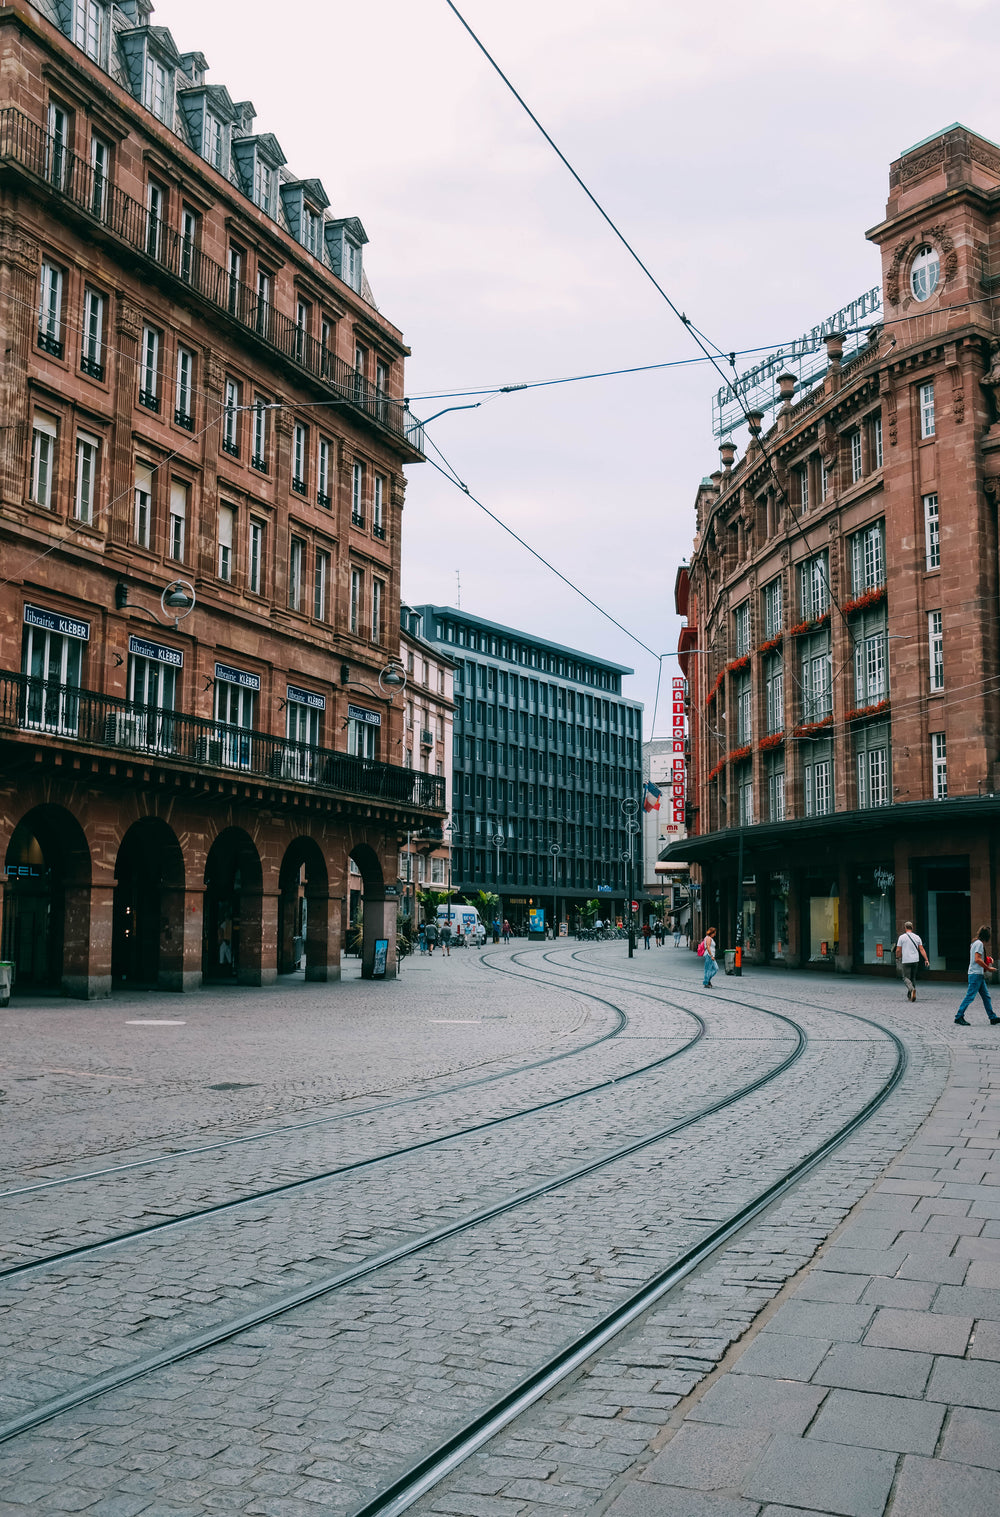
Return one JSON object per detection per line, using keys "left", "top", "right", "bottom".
{"left": 0, "top": 954, "right": 812, "bottom": 1447}
{"left": 0, "top": 952, "right": 713, "bottom": 1277}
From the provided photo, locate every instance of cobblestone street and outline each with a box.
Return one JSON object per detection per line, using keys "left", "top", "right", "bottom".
{"left": 0, "top": 943, "right": 995, "bottom": 1516}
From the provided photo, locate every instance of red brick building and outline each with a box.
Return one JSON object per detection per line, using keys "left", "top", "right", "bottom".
{"left": 0, "top": 0, "right": 443, "bottom": 996}
{"left": 669, "top": 124, "right": 1000, "bottom": 976}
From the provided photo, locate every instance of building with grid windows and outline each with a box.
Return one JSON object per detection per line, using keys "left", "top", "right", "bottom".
{"left": 668, "top": 124, "right": 1000, "bottom": 976}
{"left": 0, "top": 0, "right": 441, "bottom": 995}
{"left": 411, "top": 606, "right": 644, "bottom": 934}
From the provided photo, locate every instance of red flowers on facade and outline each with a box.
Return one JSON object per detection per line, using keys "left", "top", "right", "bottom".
{"left": 842, "top": 585, "right": 887, "bottom": 615}
{"left": 759, "top": 732, "right": 784, "bottom": 751}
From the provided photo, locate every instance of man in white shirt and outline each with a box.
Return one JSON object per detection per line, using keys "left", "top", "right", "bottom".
{"left": 895, "top": 920, "right": 930, "bottom": 1002}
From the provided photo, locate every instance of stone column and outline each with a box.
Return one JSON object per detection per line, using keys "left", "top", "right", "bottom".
{"left": 63, "top": 881, "right": 114, "bottom": 998}
{"left": 361, "top": 893, "right": 397, "bottom": 980}
{"left": 108, "top": 298, "right": 143, "bottom": 546}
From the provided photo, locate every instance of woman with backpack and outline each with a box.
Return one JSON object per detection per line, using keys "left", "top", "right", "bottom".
{"left": 699, "top": 926, "right": 718, "bottom": 988}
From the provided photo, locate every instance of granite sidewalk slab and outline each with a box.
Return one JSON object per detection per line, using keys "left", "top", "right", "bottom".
{"left": 605, "top": 1044, "right": 1000, "bottom": 1517}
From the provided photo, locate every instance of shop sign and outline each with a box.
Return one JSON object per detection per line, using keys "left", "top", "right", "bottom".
{"left": 348, "top": 703, "right": 381, "bottom": 726}
{"left": 372, "top": 939, "right": 389, "bottom": 977}
{"left": 874, "top": 868, "right": 895, "bottom": 891}
{"left": 287, "top": 685, "right": 325, "bottom": 710}
{"left": 671, "top": 676, "right": 687, "bottom": 822}
{"left": 129, "top": 635, "right": 183, "bottom": 667}
{"left": 528, "top": 908, "right": 545, "bottom": 933}
{"left": 215, "top": 662, "right": 260, "bottom": 691}
{"left": 876, "top": 943, "right": 884, "bottom": 959}
{"left": 597, "top": 885, "right": 613, "bottom": 893}
{"left": 24, "top": 603, "right": 89, "bottom": 640}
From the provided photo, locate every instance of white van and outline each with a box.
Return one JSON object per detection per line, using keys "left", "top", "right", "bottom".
{"left": 437, "top": 904, "right": 486, "bottom": 946}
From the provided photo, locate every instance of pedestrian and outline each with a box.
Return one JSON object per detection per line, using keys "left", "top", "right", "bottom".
{"left": 894, "top": 919, "right": 930, "bottom": 1001}
{"left": 424, "top": 919, "right": 439, "bottom": 956}
{"left": 594, "top": 918, "right": 603, "bottom": 934}
{"left": 673, "top": 921, "right": 683, "bottom": 948}
{"left": 955, "top": 926, "right": 1000, "bottom": 1025}
{"left": 492, "top": 918, "right": 500, "bottom": 944}
{"left": 502, "top": 919, "right": 511, "bottom": 943}
{"left": 700, "top": 926, "right": 718, "bottom": 988}
{"left": 654, "top": 919, "right": 664, "bottom": 947}
{"left": 418, "top": 922, "right": 427, "bottom": 955}
{"left": 439, "top": 920, "right": 452, "bottom": 957}
{"left": 641, "top": 921, "right": 652, "bottom": 950}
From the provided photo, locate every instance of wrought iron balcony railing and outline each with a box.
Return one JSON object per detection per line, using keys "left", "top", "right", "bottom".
{"left": 0, "top": 670, "right": 445, "bottom": 812}
{"left": 0, "top": 107, "right": 425, "bottom": 454}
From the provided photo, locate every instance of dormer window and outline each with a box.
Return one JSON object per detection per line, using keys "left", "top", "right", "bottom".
{"left": 303, "top": 205, "right": 321, "bottom": 258}
{"left": 74, "top": 1, "right": 105, "bottom": 62}
{"left": 253, "top": 159, "right": 273, "bottom": 214}
{"left": 325, "top": 218, "right": 368, "bottom": 294}
{"left": 203, "top": 111, "right": 223, "bottom": 170}
{"left": 144, "top": 54, "right": 168, "bottom": 120}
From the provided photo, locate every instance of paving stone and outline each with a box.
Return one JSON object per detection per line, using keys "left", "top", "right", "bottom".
{"left": 807, "top": 1388, "right": 943, "bottom": 1454}
{"left": 812, "top": 1344, "right": 933, "bottom": 1398}
{"left": 933, "top": 1283, "right": 1000, "bottom": 1317}
{"left": 742, "top": 1434, "right": 896, "bottom": 1517}
{"left": 894, "top": 1254, "right": 968, "bottom": 1285}
{"left": 925, "top": 1356, "right": 1000, "bottom": 1410}
{"left": 890, "top": 1453, "right": 1000, "bottom": 1517}
{"left": 859, "top": 1278, "right": 935, "bottom": 1310}
{"left": 730, "top": 1335, "right": 831, "bottom": 1382}
{"left": 605, "top": 1486, "right": 760, "bottom": 1517}
{"left": 763, "top": 1303, "right": 874, "bottom": 1343}
{"left": 862, "top": 1307, "right": 972, "bottom": 1355}
{"left": 969, "top": 1319, "right": 1000, "bottom": 1359}
{"left": 687, "top": 1374, "right": 826, "bottom": 1435}
{"left": 939, "top": 1406, "right": 1000, "bottom": 1469}
{"left": 794, "top": 1273, "right": 868, "bottom": 1305}
{"left": 641, "top": 1425, "right": 770, "bottom": 1490}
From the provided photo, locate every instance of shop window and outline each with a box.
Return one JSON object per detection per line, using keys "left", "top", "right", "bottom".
{"left": 805, "top": 876, "right": 838, "bottom": 964}
{"left": 857, "top": 864, "right": 895, "bottom": 966}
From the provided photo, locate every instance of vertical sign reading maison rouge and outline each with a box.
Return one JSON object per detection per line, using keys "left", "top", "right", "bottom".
{"left": 672, "top": 677, "right": 686, "bottom": 827}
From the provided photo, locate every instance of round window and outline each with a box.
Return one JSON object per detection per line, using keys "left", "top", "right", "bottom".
{"left": 910, "top": 244, "right": 940, "bottom": 302}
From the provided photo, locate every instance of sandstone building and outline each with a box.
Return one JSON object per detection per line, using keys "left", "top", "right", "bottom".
{"left": 0, "top": 0, "right": 441, "bottom": 994}
{"left": 669, "top": 124, "right": 1000, "bottom": 975}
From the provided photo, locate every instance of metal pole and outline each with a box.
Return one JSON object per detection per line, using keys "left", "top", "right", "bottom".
{"left": 628, "top": 836, "right": 635, "bottom": 958}
{"left": 735, "top": 819, "right": 744, "bottom": 977}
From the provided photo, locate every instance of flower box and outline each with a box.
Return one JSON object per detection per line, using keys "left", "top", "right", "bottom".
{"left": 792, "top": 715, "right": 834, "bottom": 738}
{"left": 728, "top": 745, "right": 752, "bottom": 764}
{"left": 759, "top": 732, "right": 784, "bottom": 751}
{"left": 842, "top": 585, "right": 887, "bottom": 615}
{"left": 846, "top": 699, "right": 890, "bottom": 722}
{"left": 757, "top": 633, "right": 783, "bottom": 655}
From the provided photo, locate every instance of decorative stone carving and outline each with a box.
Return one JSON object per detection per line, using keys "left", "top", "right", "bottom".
{"left": 899, "top": 142, "right": 945, "bottom": 184}
{"left": 780, "top": 546, "right": 790, "bottom": 566}
{"left": 980, "top": 338, "right": 1000, "bottom": 423}
{"left": 949, "top": 363, "right": 965, "bottom": 424}
{"left": 390, "top": 473, "right": 407, "bottom": 508}
{"left": 115, "top": 298, "right": 143, "bottom": 341}
{"left": 885, "top": 237, "right": 915, "bottom": 306}
{"left": 819, "top": 419, "right": 839, "bottom": 467}
{"left": 925, "top": 223, "right": 958, "bottom": 284}
{"left": 827, "top": 514, "right": 840, "bottom": 537}
{"left": 203, "top": 354, "right": 226, "bottom": 396}
{"left": 880, "top": 376, "right": 898, "bottom": 446}
{"left": 0, "top": 220, "right": 39, "bottom": 274}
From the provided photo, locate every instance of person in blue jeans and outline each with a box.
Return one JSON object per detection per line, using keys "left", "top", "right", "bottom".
{"left": 955, "top": 926, "right": 1000, "bottom": 1026}
{"left": 701, "top": 926, "right": 718, "bottom": 988}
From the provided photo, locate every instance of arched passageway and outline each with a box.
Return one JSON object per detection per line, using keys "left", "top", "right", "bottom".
{"left": 278, "top": 837, "right": 330, "bottom": 980}
{"left": 202, "top": 828, "right": 264, "bottom": 984}
{"left": 1, "top": 805, "right": 92, "bottom": 995}
{"left": 111, "top": 818, "right": 186, "bottom": 990}
{"left": 349, "top": 841, "right": 396, "bottom": 979}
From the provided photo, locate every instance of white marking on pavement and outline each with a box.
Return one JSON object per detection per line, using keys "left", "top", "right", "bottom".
{"left": 428, "top": 1019, "right": 481, "bottom": 1024}
{"left": 124, "top": 1020, "right": 187, "bottom": 1026}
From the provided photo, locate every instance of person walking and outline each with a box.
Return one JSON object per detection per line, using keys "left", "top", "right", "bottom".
{"left": 424, "top": 919, "right": 439, "bottom": 956}
{"left": 417, "top": 922, "right": 427, "bottom": 955}
{"left": 641, "top": 921, "right": 652, "bottom": 950}
{"left": 502, "top": 919, "right": 511, "bottom": 944}
{"left": 492, "top": 918, "right": 500, "bottom": 944}
{"left": 955, "top": 926, "right": 1000, "bottom": 1025}
{"left": 700, "top": 926, "right": 718, "bottom": 988}
{"left": 895, "top": 920, "right": 930, "bottom": 1001}
{"left": 439, "top": 920, "right": 452, "bottom": 957}
{"left": 654, "top": 919, "right": 664, "bottom": 947}
{"left": 673, "top": 921, "right": 683, "bottom": 948}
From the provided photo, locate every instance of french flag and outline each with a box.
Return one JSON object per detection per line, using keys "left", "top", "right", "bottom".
{"left": 642, "top": 781, "right": 662, "bottom": 813}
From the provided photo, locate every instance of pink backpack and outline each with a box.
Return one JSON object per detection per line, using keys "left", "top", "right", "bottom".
{"left": 697, "top": 939, "right": 706, "bottom": 957}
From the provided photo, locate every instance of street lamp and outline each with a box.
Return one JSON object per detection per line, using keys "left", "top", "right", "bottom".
{"left": 621, "top": 798, "right": 640, "bottom": 958}
{"left": 114, "top": 577, "right": 196, "bottom": 630}
{"left": 340, "top": 660, "right": 408, "bottom": 705}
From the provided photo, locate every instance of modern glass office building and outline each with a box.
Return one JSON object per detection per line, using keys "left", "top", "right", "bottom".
{"left": 412, "top": 606, "right": 644, "bottom": 933}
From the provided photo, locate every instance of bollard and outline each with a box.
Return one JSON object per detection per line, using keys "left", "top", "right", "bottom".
{"left": 734, "top": 944, "right": 742, "bottom": 977}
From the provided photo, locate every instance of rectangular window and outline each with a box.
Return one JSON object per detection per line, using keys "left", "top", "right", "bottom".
{"left": 799, "top": 552, "right": 829, "bottom": 620}
{"left": 248, "top": 520, "right": 264, "bottom": 595}
{"left": 873, "top": 414, "right": 883, "bottom": 469}
{"left": 858, "top": 745, "right": 889, "bottom": 809}
{"left": 317, "top": 438, "right": 332, "bottom": 506}
{"left": 226, "top": 243, "right": 242, "bottom": 315}
{"left": 303, "top": 206, "right": 321, "bottom": 257}
{"left": 174, "top": 346, "right": 194, "bottom": 429}
{"left": 850, "top": 522, "right": 885, "bottom": 594}
{"left": 373, "top": 474, "right": 385, "bottom": 537}
{"left": 143, "top": 54, "right": 168, "bottom": 121}
{"left": 320, "top": 317, "right": 334, "bottom": 377}
{"left": 767, "top": 762, "right": 785, "bottom": 822}
{"left": 253, "top": 156, "right": 273, "bottom": 214}
{"left": 372, "top": 579, "right": 383, "bottom": 643}
{"left": 203, "top": 110, "right": 223, "bottom": 170}
{"left": 81, "top": 287, "right": 105, "bottom": 378}
{"left": 295, "top": 298, "right": 309, "bottom": 364}
{"left": 801, "top": 639, "right": 832, "bottom": 721}
{"left": 255, "top": 267, "right": 271, "bottom": 335}
{"left": 924, "top": 492, "right": 940, "bottom": 569}
{"left": 218, "top": 503, "right": 234, "bottom": 581}
{"left": 146, "top": 179, "right": 164, "bottom": 258}
{"left": 854, "top": 624, "right": 887, "bottom": 706}
{"left": 90, "top": 133, "right": 110, "bottom": 218}
{"left": 932, "top": 732, "right": 947, "bottom": 800}
{"left": 168, "top": 480, "right": 187, "bottom": 561}
{"left": 765, "top": 656, "right": 783, "bottom": 734}
{"left": 820, "top": 458, "right": 830, "bottom": 502}
{"left": 30, "top": 415, "right": 57, "bottom": 509}
{"left": 134, "top": 461, "right": 153, "bottom": 547}
{"left": 352, "top": 461, "right": 365, "bottom": 526}
{"left": 314, "top": 548, "right": 329, "bottom": 621}
{"left": 738, "top": 766, "right": 754, "bottom": 826}
{"left": 292, "top": 423, "right": 307, "bottom": 492}
{"left": 47, "top": 102, "right": 69, "bottom": 190}
{"left": 223, "top": 379, "right": 240, "bottom": 456}
{"left": 798, "top": 463, "right": 809, "bottom": 512}
{"left": 804, "top": 756, "right": 832, "bottom": 817}
{"left": 734, "top": 600, "right": 750, "bottom": 656}
{"left": 180, "top": 207, "right": 198, "bottom": 284}
{"left": 350, "top": 567, "right": 362, "bottom": 634}
{"left": 139, "top": 325, "right": 160, "bottom": 410}
{"left": 928, "top": 610, "right": 944, "bottom": 692}
{"left": 920, "top": 381, "right": 935, "bottom": 439}
{"left": 38, "top": 260, "right": 64, "bottom": 356}
{"left": 75, "top": 1, "right": 103, "bottom": 61}
{"left": 288, "top": 536, "right": 304, "bottom": 611}
{"left": 736, "top": 675, "right": 752, "bottom": 745}
{"left": 252, "top": 398, "right": 268, "bottom": 471}
{"left": 763, "top": 576, "right": 782, "bottom": 638}
{"left": 74, "top": 433, "right": 98, "bottom": 523}
{"left": 850, "top": 428, "right": 863, "bottom": 482}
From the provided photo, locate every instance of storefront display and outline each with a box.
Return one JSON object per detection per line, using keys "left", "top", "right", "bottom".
{"left": 857, "top": 864, "right": 895, "bottom": 966}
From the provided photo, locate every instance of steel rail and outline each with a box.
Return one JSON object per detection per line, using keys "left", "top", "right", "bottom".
{"left": 347, "top": 992, "right": 908, "bottom": 1517}
{"left": 0, "top": 948, "right": 635, "bottom": 1201}
{"left": 0, "top": 979, "right": 808, "bottom": 1445}
{"left": 0, "top": 957, "right": 708, "bottom": 1279}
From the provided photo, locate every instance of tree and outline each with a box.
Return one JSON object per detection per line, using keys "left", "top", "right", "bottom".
{"left": 417, "top": 886, "right": 456, "bottom": 922}
{"left": 473, "top": 889, "right": 500, "bottom": 921}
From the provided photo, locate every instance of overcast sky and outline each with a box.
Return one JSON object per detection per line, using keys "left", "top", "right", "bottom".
{"left": 163, "top": 0, "right": 1000, "bottom": 731}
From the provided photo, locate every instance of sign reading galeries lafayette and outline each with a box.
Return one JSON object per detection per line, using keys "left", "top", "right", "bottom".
{"left": 672, "top": 676, "right": 686, "bottom": 825}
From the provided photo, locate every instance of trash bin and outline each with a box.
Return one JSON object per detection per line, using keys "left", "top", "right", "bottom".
{"left": 0, "top": 961, "right": 13, "bottom": 1006}
{"left": 723, "top": 949, "right": 736, "bottom": 976}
